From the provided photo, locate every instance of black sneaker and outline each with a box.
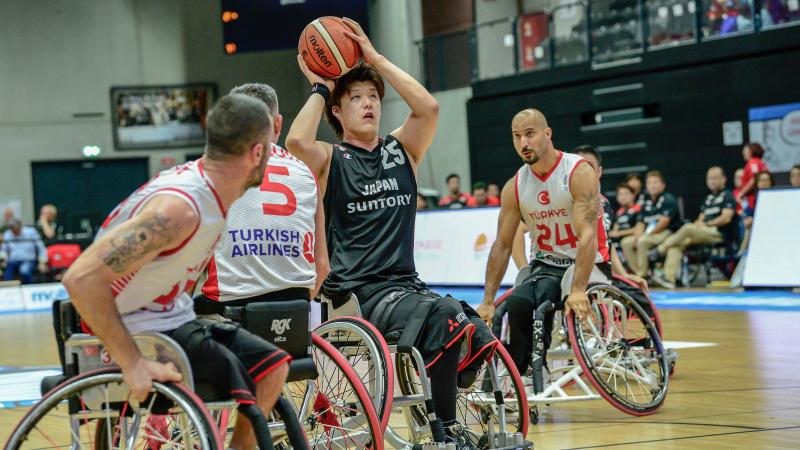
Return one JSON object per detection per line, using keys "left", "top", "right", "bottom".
{"left": 444, "top": 420, "right": 480, "bottom": 450}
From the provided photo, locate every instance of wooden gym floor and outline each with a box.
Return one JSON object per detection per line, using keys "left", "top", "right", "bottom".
{"left": 1, "top": 305, "right": 799, "bottom": 449}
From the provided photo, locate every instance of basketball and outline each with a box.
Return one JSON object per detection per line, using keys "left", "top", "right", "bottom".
{"left": 298, "top": 16, "right": 361, "bottom": 79}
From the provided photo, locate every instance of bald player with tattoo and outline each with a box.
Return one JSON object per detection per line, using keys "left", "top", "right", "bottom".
{"left": 62, "top": 94, "right": 290, "bottom": 450}
{"left": 478, "top": 109, "right": 610, "bottom": 379}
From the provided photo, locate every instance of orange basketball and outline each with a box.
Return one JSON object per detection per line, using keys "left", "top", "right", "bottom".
{"left": 299, "top": 17, "right": 361, "bottom": 79}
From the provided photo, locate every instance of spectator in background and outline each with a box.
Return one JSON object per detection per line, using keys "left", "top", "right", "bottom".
{"left": 1, "top": 219, "right": 48, "bottom": 284}
{"left": 1, "top": 208, "right": 15, "bottom": 234}
{"left": 736, "top": 142, "right": 768, "bottom": 216}
{"left": 789, "top": 164, "right": 800, "bottom": 187}
{"left": 653, "top": 166, "right": 736, "bottom": 288}
{"left": 739, "top": 170, "right": 775, "bottom": 253}
{"left": 438, "top": 173, "right": 475, "bottom": 209}
{"left": 487, "top": 182, "right": 501, "bottom": 204}
{"left": 609, "top": 183, "right": 641, "bottom": 244}
{"left": 621, "top": 171, "right": 681, "bottom": 280}
{"left": 36, "top": 204, "right": 61, "bottom": 240}
{"left": 472, "top": 182, "right": 500, "bottom": 207}
{"left": 625, "top": 173, "right": 646, "bottom": 206}
{"left": 732, "top": 168, "right": 744, "bottom": 216}
{"left": 416, "top": 192, "right": 428, "bottom": 211}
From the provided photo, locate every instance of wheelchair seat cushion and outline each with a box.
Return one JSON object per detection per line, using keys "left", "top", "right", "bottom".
{"left": 165, "top": 318, "right": 291, "bottom": 404}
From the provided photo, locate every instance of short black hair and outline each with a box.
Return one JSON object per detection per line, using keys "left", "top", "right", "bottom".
{"left": 746, "top": 142, "right": 765, "bottom": 158}
{"left": 573, "top": 145, "right": 601, "bottom": 166}
{"left": 205, "top": 94, "right": 271, "bottom": 160}
{"left": 325, "top": 62, "right": 385, "bottom": 139}
{"left": 230, "top": 83, "right": 279, "bottom": 117}
{"left": 446, "top": 174, "right": 460, "bottom": 183}
{"left": 791, "top": 164, "right": 800, "bottom": 172}
{"left": 472, "top": 181, "right": 486, "bottom": 191}
{"left": 625, "top": 172, "right": 643, "bottom": 183}
{"left": 616, "top": 182, "right": 634, "bottom": 193}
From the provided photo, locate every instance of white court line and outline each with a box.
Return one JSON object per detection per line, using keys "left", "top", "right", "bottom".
{"left": 663, "top": 340, "right": 717, "bottom": 350}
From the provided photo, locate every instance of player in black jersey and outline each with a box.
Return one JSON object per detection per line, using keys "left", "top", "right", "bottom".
{"left": 285, "top": 18, "right": 497, "bottom": 450}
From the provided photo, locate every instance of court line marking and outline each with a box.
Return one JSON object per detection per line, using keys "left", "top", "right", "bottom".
{"left": 661, "top": 340, "right": 716, "bottom": 349}
{"left": 564, "top": 424, "right": 800, "bottom": 449}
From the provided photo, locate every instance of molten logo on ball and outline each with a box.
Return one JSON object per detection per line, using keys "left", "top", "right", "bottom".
{"left": 538, "top": 191, "right": 550, "bottom": 205}
{"left": 308, "top": 35, "right": 332, "bottom": 68}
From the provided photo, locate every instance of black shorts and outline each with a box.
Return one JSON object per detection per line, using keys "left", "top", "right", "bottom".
{"left": 165, "top": 318, "right": 290, "bottom": 404}
{"left": 356, "top": 279, "right": 497, "bottom": 370}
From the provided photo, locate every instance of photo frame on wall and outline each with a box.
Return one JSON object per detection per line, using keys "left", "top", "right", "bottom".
{"left": 110, "top": 83, "right": 217, "bottom": 150}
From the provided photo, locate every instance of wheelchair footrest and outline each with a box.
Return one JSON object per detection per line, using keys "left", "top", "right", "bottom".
{"left": 485, "top": 432, "right": 533, "bottom": 450}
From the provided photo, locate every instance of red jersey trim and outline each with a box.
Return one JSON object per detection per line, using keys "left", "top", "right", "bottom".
{"left": 201, "top": 256, "right": 221, "bottom": 301}
{"left": 531, "top": 150, "right": 564, "bottom": 182}
{"left": 567, "top": 158, "right": 590, "bottom": 188}
{"left": 198, "top": 159, "right": 227, "bottom": 218}
{"left": 596, "top": 215, "right": 610, "bottom": 262}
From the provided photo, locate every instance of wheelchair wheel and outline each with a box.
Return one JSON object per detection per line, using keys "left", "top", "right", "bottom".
{"left": 314, "top": 316, "right": 393, "bottom": 430}
{"left": 567, "top": 284, "right": 669, "bottom": 416}
{"left": 396, "top": 344, "right": 529, "bottom": 443}
{"left": 5, "top": 368, "right": 222, "bottom": 450}
{"left": 283, "top": 334, "right": 384, "bottom": 450}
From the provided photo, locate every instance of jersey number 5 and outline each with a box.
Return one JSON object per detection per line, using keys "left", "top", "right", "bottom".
{"left": 261, "top": 165, "right": 297, "bottom": 216}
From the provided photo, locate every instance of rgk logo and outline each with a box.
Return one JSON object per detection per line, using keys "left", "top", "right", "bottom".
{"left": 271, "top": 318, "right": 292, "bottom": 335}
{"left": 538, "top": 191, "right": 550, "bottom": 205}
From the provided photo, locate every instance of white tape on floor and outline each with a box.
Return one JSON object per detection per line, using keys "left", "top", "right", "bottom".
{"left": 662, "top": 340, "right": 717, "bottom": 349}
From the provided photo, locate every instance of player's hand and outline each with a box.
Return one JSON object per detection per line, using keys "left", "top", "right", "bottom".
{"left": 626, "top": 273, "right": 649, "bottom": 293}
{"left": 564, "top": 291, "right": 591, "bottom": 322}
{"left": 296, "top": 55, "right": 335, "bottom": 91}
{"left": 477, "top": 302, "right": 495, "bottom": 326}
{"left": 122, "top": 357, "right": 182, "bottom": 403}
{"left": 341, "top": 17, "right": 381, "bottom": 65}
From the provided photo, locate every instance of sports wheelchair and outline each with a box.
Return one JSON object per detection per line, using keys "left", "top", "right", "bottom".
{"left": 313, "top": 294, "right": 533, "bottom": 450}
{"left": 5, "top": 299, "right": 382, "bottom": 450}
{"left": 492, "top": 265, "right": 672, "bottom": 424}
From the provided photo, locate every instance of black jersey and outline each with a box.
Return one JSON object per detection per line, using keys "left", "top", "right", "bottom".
{"left": 322, "top": 135, "right": 418, "bottom": 296}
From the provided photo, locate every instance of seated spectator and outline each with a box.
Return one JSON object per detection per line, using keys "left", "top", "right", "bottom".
{"left": 789, "top": 164, "right": 800, "bottom": 187}
{"left": 609, "top": 183, "right": 641, "bottom": 244}
{"left": 736, "top": 142, "right": 768, "bottom": 216}
{"left": 416, "top": 192, "right": 428, "bottom": 211}
{"left": 621, "top": 170, "right": 681, "bottom": 280}
{"left": 740, "top": 170, "right": 775, "bottom": 253}
{"left": 652, "top": 166, "right": 736, "bottom": 288}
{"left": 36, "top": 204, "right": 61, "bottom": 240}
{"left": 472, "top": 182, "right": 500, "bottom": 207}
{"left": 0, "top": 208, "right": 15, "bottom": 234}
{"left": 1, "top": 220, "right": 48, "bottom": 284}
{"left": 487, "top": 182, "right": 501, "bottom": 204}
{"left": 438, "top": 173, "right": 475, "bottom": 209}
{"left": 732, "top": 168, "right": 744, "bottom": 216}
{"left": 625, "top": 172, "right": 646, "bottom": 206}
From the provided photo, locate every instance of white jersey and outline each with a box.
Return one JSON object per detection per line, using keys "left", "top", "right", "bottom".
{"left": 96, "top": 159, "right": 226, "bottom": 334}
{"left": 516, "top": 151, "right": 609, "bottom": 268}
{"left": 202, "top": 145, "right": 318, "bottom": 302}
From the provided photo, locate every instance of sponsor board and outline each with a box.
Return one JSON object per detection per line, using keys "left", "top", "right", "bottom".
{"left": 20, "top": 283, "right": 69, "bottom": 311}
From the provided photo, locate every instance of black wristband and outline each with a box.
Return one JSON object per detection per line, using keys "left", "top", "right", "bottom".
{"left": 311, "top": 83, "right": 331, "bottom": 102}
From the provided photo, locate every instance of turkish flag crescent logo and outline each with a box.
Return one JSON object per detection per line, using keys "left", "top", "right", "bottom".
{"left": 303, "top": 231, "right": 315, "bottom": 264}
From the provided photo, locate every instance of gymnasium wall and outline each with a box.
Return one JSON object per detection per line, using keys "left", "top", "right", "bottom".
{"left": 467, "top": 26, "right": 800, "bottom": 218}
{"left": 0, "top": 0, "right": 473, "bottom": 221}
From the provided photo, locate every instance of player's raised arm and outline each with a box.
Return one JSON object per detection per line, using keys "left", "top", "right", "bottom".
{"left": 285, "top": 56, "right": 334, "bottom": 181}
{"left": 341, "top": 18, "right": 439, "bottom": 166}
{"left": 478, "top": 178, "right": 521, "bottom": 322}
{"left": 565, "top": 162, "right": 599, "bottom": 320}
{"left": 62, "top": 196, "right": 197, "bottom": 399}
{"left": 312, "top": 185, "right": 329, "bottom": 298}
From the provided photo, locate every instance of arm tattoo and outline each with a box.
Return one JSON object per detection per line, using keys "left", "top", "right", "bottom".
{"left": 99, "top": 213, "right": 177, "bottom": 273}
{"left": 580, "top": 192, "right": 599, "bottom": 224}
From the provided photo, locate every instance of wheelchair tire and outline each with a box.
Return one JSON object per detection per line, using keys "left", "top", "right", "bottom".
{"left": 5, "top": 367, "right": 222, "bottom": 450}
{"left": 314, "top": 316, "right": 393, "bottom": 431}
{"left": 282, "top": 334, "right": 383, "bottom": 450}
{"left": 567, "top": 284, "right": 669, "bottom": 416}
{"left": 396, "top": 343, "right": 529, "bottom": 442}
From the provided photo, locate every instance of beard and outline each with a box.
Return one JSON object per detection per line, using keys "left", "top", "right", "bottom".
{"left": 246, "top": 151, "right": 270, "bottom": 189}
{"left": 522, "top": 147, "right": 540, "bottom": 165}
